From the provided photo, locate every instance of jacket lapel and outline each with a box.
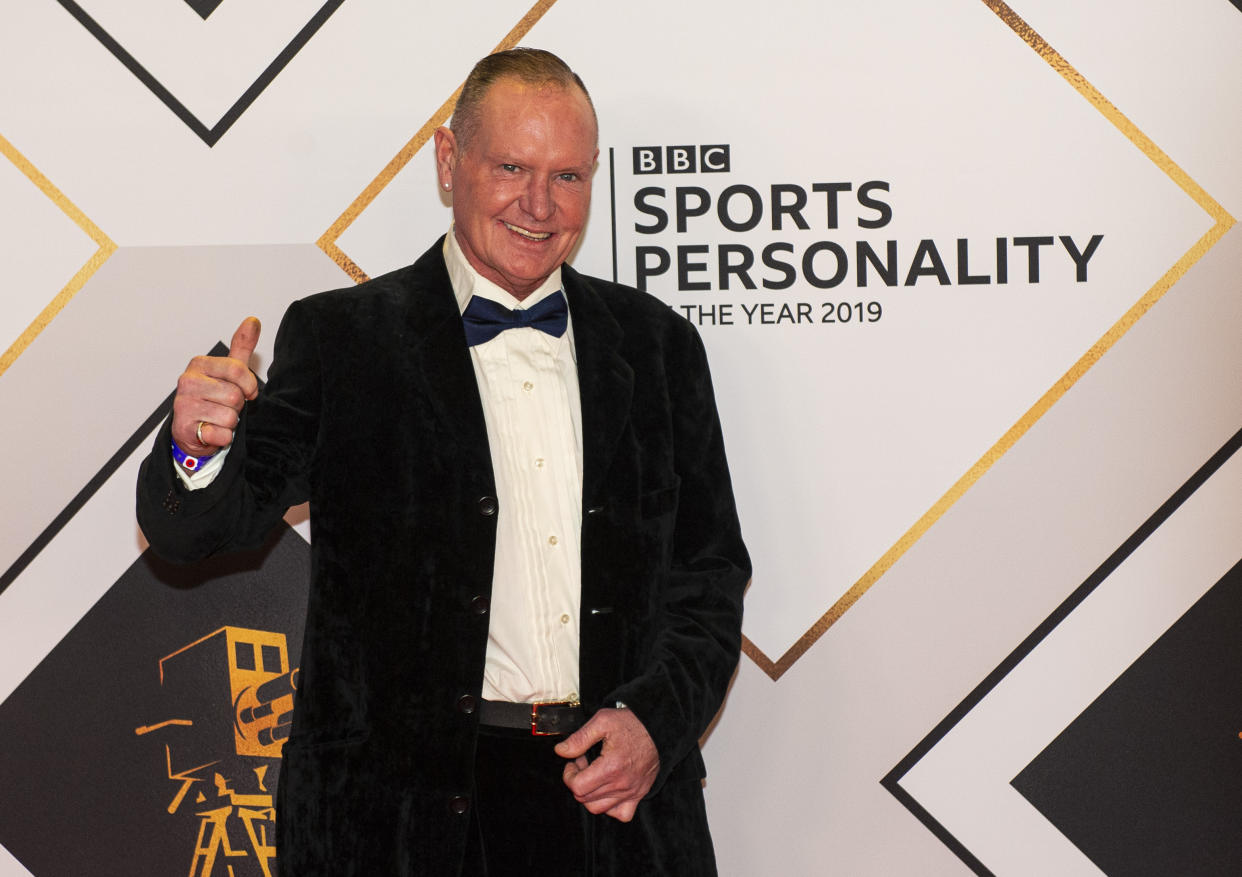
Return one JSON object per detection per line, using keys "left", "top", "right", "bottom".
{"left": 400, "top": 242, "right": 495, "bottom": 485}
{"left": 563, "top": 266, "right": 634, "bottom": 509}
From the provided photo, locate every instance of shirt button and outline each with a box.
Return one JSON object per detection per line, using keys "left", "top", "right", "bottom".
{"left": 522, "top": 381, "right": 534, "bottom": 392}
{"left": 560, "top": 614, "right": 570, "bottom": 625}
{"left": 534, "top": 457, "right": 545, "bottom": 469}
{"left": 547, "top": 535, "right": 558, "bottom": 546}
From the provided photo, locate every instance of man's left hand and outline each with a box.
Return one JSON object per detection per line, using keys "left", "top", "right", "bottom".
{"left": 555, "top": 707, "right": 659, "bottom": 822}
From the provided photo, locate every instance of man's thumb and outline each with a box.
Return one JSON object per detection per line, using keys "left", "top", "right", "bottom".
{"left": 228, "top": 316, "right": 261, "bottom": 363}
{"left": 554, "top": 723, "right": 595, "bottom": 759}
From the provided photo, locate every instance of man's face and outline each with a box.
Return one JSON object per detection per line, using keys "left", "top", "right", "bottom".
{"left": 435, "top": 78, "right": 598, "bottom": 300}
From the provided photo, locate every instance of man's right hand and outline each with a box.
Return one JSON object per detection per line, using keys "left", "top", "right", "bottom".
{"left": 171, "top": 317, "right": 262, "bottom": 456}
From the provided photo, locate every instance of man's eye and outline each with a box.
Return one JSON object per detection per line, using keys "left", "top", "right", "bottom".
{"left": 500, "top": 164, "right": 519, "bottom": 172}
{"left": 558, "top": 173, "right": 578, "bottom": 182}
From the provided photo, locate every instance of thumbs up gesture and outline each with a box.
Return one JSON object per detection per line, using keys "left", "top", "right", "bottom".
{"left": 171, "top": 317, "right": 262, "bottom": 456}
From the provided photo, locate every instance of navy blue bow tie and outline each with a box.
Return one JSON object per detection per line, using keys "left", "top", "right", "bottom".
{"left": 462, "top": 291, "right": 568, "bottom": 347}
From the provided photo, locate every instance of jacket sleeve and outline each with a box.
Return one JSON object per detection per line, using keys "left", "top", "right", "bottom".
{"left": 605, "top": 318, "right": 750, "bottom": 795}
{"left": 136, "top": 299, "right": 321, "bottom": 563}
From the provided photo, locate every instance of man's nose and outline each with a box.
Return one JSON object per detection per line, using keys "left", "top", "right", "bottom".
{"left": 521, "top": 177, "right": 553, "bottom": 221}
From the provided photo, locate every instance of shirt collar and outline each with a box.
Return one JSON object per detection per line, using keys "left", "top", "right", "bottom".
{"left": 443, "top": 226, "right": 564, "bottom": 315}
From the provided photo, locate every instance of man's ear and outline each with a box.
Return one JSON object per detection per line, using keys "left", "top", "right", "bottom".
{"left": 433, "top": 126, "right": 457, "bottom": 190}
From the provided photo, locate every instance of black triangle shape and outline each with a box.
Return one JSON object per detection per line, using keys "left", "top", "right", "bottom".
{"left": 183, "top": 0, "right": 225, "bottom": 20}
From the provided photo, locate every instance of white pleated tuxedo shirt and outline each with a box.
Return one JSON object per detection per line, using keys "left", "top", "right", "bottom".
{"left": 442, "top": 230, "right": 584, "bottom": 705}
{"left": 178, "top": 229, "right": 584, "bottom": 705}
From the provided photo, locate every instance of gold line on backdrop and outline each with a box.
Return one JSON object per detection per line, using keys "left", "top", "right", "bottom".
{"left": 317, "top": 0, "right": 559, "bottom": 280}
{"left": 0, "top": 133, "right": 116, "bottom": 380}
{"left": 741, "top": 0, "right": 1236, "bottom": 680}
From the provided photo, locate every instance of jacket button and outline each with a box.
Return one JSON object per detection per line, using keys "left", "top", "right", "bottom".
{"left": 470, "top": 595, "right": 490, "bottom": 615}
{"left": 477, "top": 496, "right": 498, "bottom": 516}
{"left": 448, "top": 795, "right": 470, "bottom": 815}
{"left": 456, "top": 694, "right": 477, "bottom": 715}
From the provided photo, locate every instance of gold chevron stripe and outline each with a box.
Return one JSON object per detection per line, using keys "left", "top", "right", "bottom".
{"left": 745, "top": 0, "right": 1236, "bottom": 680}
{"left": 0, "top": 133, "right": 116, "bottom": 379}
{"left": 317, "top": 0, "right": 560, "bottom": 281}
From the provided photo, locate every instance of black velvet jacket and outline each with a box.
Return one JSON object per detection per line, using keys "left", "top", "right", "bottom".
{"left": 136, "top": 239, "right": 750, "bottom": 875}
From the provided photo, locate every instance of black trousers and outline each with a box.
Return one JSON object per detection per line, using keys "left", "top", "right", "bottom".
{"left": 461, "top": 724, "right": 594, "bottom": 877}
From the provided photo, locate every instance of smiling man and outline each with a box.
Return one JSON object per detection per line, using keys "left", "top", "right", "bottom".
{"left": 137, "top": 48, "right": 749, "bottom": 876}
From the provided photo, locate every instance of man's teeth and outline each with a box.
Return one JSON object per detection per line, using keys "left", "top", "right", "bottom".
{"left": 504, "top": 222, "right": 550, "bottom": 241}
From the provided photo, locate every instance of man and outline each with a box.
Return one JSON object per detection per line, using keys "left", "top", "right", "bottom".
{"left": 137, "top": 48, "right": 749, "bottom": 876}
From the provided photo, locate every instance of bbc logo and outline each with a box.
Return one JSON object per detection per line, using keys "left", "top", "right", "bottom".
{"left": 633, "top": 145, "right": 730, "bottom": 175}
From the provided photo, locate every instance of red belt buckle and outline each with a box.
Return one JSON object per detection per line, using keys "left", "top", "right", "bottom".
{"left": 530, "top": 700, "right": 579, "bottom": 736}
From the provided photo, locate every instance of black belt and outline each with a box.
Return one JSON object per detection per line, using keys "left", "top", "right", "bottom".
{"left": 478, "top": 699, "right": 585, "bottom": 736}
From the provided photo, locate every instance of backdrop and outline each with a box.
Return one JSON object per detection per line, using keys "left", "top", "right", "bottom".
{"left": 1, "top": 1, "right": 1240, "bottom": 874}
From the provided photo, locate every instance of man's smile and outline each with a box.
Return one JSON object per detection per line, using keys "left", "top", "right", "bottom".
{"left": 503, "top": 221, "right": 552, "bottom": 241}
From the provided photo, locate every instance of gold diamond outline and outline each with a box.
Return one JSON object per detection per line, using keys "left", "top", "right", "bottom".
{"left": 742, "top": 0, "right": 1237, "bottom": 680}
{"left": 0, "top": 133, "right": 117, "bottom": 379}
{"left": 310, "top": 0, "right": 1236, "bottom": 681}
{"left": 316, "top": 0, "right": 559, "bottom": 280}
